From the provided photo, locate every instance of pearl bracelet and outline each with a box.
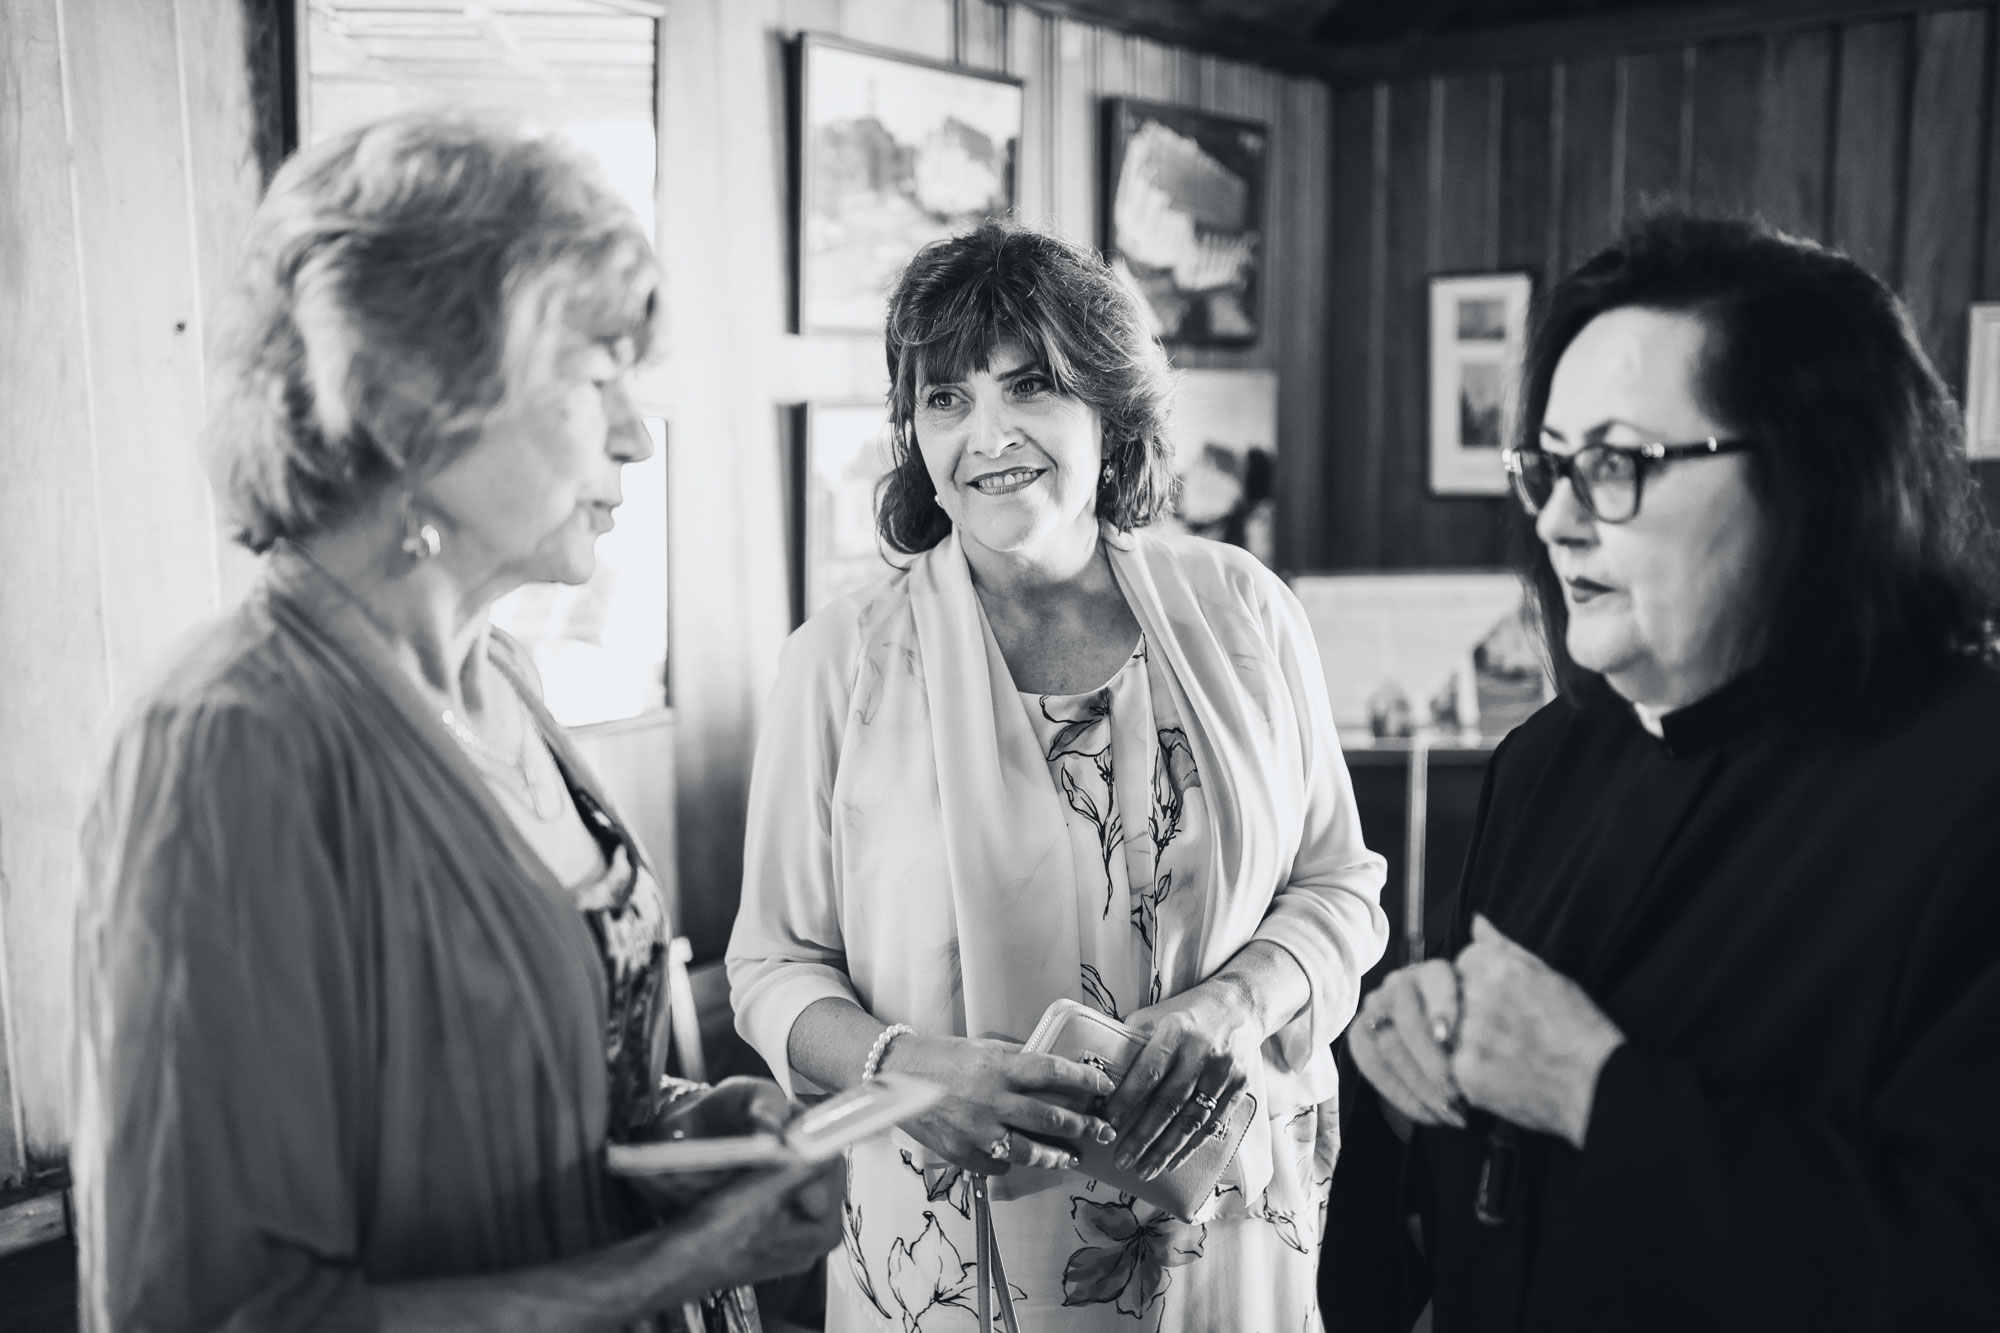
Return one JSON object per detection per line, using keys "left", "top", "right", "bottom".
{"left": 861, "top": 1023, "right": 916, "bottom": 1084}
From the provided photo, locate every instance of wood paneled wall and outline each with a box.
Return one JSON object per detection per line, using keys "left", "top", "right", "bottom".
{"left": 658, "top": 0, "right": 1334, "bottom": 959}
{"left": 1319, "top": 3, "right": 2000, "bottom": 571}
{"left": 0, "top": 0, "right": 265, "bottom": 1180}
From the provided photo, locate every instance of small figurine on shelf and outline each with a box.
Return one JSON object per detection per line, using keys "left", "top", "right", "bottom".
{"left": 1367, "top": 680, "right": 1415, "bottom": 740}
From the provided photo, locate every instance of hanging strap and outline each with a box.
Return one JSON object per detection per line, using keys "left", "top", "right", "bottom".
{"left": 972, "top": 1175, "right": 1021, "bottom": 1333}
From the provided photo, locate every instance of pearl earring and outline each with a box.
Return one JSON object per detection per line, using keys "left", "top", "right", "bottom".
{"left": 400, "top": 492, "right": 442, "bottom": 561}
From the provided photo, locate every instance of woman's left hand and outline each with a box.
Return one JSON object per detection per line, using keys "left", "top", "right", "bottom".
{"left": 1104, "top": 981, "right": 1263, "bottom": 1181}
{"left": 1449, "top": 915, "right": 1625, "bottom": 1149}
{"left": 630, "top": 1076, "right": 797, "bottom": 1213}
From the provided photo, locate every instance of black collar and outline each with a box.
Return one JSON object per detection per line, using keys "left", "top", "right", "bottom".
{"left": 1643, "top": 666, "right": 1772, "bottom": 758}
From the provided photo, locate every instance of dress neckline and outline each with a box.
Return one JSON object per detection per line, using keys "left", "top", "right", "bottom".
{"left": 1017, "top": 636, "right": 1147, "bottom": 703}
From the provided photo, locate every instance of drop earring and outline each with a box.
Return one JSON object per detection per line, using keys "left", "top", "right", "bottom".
{"left": 399, "top": 492, "right": 442, "bottom": 561}
{"left": 1101, "top": 459, "right": 1115, "bottom": 486}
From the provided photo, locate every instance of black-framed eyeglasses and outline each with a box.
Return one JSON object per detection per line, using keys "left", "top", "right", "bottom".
{"left": 1501, "top": 436, "right": 1757, "bottom": 524}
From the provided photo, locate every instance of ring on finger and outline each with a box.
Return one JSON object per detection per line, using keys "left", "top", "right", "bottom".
{"left": 1366, "top": 1011, "right": 1394, "bottom": 1034}
{"left": 987, "top": 1132, "right": 1013, "bottom": 1161}
{"left": 1189, "top": 1091, "right": 1220, "bottom": 1115}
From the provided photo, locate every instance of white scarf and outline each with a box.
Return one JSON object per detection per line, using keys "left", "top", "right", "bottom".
{"left": 902, "top": 528, "right": 1338, "bottom": 1202}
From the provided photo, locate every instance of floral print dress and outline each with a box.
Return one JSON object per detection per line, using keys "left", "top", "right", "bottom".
{"left": 831, "top": 637, "right": 1336, "bottom": 1333}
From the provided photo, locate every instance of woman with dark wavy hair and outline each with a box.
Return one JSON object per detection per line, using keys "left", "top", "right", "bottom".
{"left": 1344, "top": 212, "right": 2000, "bottom": 1331}
{"left": 730, "top": 220, "right": 1387, "bottom": 1330}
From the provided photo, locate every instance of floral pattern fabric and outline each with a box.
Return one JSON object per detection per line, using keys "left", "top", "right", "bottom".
{"left": 832, "top": 639, "right": 1335, "bottom": 1333}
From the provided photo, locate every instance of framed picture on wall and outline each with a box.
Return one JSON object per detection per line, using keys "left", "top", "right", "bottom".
{"left": 1103, "top": 98, "right": 1267, "bottom": 346}
{"left": 801, "top": 402, "right": 898, "bottom": 619}
{"left": 1966, "top": 303, "right": 2000, "bottom": 458}
{"left": 795, "top": 34, "right": 1023, "bottom": 334}
{"left": 1158, "top": 369, "right": 1280, "bottom": 566}
{"left": 1428, "top": 272, "right": 1531, "bottom": 496}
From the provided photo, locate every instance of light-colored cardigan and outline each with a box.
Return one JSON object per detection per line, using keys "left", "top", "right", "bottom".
{"left": 728, "top": 528, "right": 1388, "bottom": 1199}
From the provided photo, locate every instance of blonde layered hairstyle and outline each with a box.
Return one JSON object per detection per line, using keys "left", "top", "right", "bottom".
{"left": 204, "top": 109, "right": 660, "bottom": 552}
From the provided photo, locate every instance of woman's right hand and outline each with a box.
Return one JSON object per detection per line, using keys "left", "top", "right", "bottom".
{"left": 662, "top": 1157, "right": 847, "bottom": 1291}
{"left": 880, "top": 1034, "right": 1119, "bottom": 1174}
{"left": 1348, "top": 960, "right": 1469, "bottom": 1131}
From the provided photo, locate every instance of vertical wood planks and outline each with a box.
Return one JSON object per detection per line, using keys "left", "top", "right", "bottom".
{"left": 1278, "top": 76, "right": 1333, "bottom": 570}
{"left": 1328, "top": 83, "right": 1382, "bottom": 567}
{"left": 955, "top": 0, "right": 1007, "bottom": 70}
{"left": 1007, "top": 4, "right": 1052, "bottom": 223}
{"left": 1430, "top": 72, "right": 1507, "bottom": 566}
{"left": 60, "top": 0, "right": 222, "bottom": 704}
{"left": 838, "top": 0, "right": 951, "bottom": 58}
{"left": 0, "top": 0, "right": 110, "bottom": 1181}
{"left": 174, "top": 0, "right": 267, "bottom": 607}
{"left": 1619, "top": 46, "right": 1687, "bottom": 221}
{"left": 1689, "top": 37, "right": 1764, "bottom": 215}
{"left": 1558, "top": 57, "right": 1617, "bottom": 274}
{"left": 1901, "top": 7, "right": 1989, "bottom": 392}
{"left": 1497, "top": 65, "right": 1555, "bottom": 284}
{"left": 1832, "top": 18, "right": 1913, "bottom": 283}
{"left": 1755, "top": 28, "right": 1835, "bottom": 239}
{"left": 1381, "top": 80, "right": 1431, "bottom": 566}
{"left": 1047, "top": 18, "right": 1096, "bottom": 243}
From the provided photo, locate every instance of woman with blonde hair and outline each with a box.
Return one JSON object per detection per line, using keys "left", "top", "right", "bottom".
{"left": 72, "top": 111, "right": 841, "bottom": 1331}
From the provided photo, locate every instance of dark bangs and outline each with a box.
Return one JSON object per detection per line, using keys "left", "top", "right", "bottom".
{"left": 877, "top": 220, "right": 1176, "bottom": 556}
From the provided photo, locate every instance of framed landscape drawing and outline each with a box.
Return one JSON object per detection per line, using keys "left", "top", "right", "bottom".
{"left": 1103, "top": 99, "right": 1268, "bottom": 346}
{"left": 796, "top": 34, "right": 1022, "bottom": 334}
{"left": 802, "top": 403, "right": 897, "bottom": 617}
{"left": 1429, "top": 272, "right": 1531, "bottom": 496}
{"left": 1158, "top": 368, "right": 1279, "bottom": 566}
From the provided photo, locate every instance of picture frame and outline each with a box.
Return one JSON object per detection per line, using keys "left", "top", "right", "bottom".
{"left": 1102, "top": 98, "right": 1268, "bottom": 346}
{"left": 794, "top": 34, "right": 1023, "bottom": 335}
{"left": 1966, "top": 303, "right": 2000, "bottom": 459}
{"left": 800, "top": 402, "right": 898, "bottom": 619}
{"left": 1428, "top": 272, "right": 1532, "bottom": 496}
{"left": 1158, "top": 369, "right": 1280, "bottom": 566}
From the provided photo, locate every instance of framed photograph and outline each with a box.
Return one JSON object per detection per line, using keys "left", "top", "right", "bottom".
{"left": 1966, "top": 303, "right": 2000, "bottom": 459}
{"left": 1103, "top": 99, "right": 1268, "bottom": 346}
{"left": 796, "top": 34, "right": 1023, "bottom": 334}
{"left": 1158, "top": 369, "right": 1279, "bottom": 566}
{"left": 802, "top": 403, "right": 898, "bottom": 618}
{"left": 1428, "top": 273, "right": 1532, "bottom": 496}
{"left": 490, "top": 419, "right": 670, "bottom": 726}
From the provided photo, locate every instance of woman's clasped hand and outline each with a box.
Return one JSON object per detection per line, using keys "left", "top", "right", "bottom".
{"left": 878, "top": 1034, "right": 1117, "bottom": 1174}
{"left": 1351, "top": 915, "right": 1625, "bottom": 1149}
{"left": 1101, "top": 980, "right": 1264, "bottom": 1181}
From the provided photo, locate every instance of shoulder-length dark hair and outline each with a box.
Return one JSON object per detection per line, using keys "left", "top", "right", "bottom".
{"left": 876, "top": 220, "right": 1177, "bottom": 555}
{"left": 1515, "top": 211, "right": 2000, "bottom": 716}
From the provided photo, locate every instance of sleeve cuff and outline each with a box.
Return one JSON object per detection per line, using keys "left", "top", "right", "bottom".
{"left": 1251, "top": 909, "right": 1354, "bottom": 1069}
{"left": 728, "top": 962, "right": 860, "bottom": 1097}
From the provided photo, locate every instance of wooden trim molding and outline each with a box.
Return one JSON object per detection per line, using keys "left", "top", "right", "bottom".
{"left": 1019, "top": 0, "right": 1980, "bottom": 86}
{"left": 1312, "top": 0, "right": 1976, "bottom": 84}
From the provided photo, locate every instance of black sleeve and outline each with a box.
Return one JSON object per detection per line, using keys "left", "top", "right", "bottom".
{"left": 1571, "top": 828, "right": 2000, "bottom": 1329}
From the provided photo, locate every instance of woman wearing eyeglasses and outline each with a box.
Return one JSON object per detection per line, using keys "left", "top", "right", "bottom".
{"left": 1338, "top": 214, "right": 2000, "bottom": 1331}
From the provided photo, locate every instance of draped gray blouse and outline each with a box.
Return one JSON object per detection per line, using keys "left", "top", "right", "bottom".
{"left": 71, "top": 550, "right": 671, "bottom": 1331}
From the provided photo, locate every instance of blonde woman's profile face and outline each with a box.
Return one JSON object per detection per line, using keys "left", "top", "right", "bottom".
{"left": 426, "top": 332, "right": 654, "bottom": 590}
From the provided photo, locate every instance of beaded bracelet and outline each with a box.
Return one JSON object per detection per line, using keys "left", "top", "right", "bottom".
{"left": 861, "top": 1023, "right": 916, "bottom": 1084}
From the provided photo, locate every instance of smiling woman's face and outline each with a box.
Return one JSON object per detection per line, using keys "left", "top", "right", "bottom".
{"left": 1537, "top": 306, "right": 1772, "bottom": 708}
{"left": 913, "top": 339, "right": 1104, "bottom": 563}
